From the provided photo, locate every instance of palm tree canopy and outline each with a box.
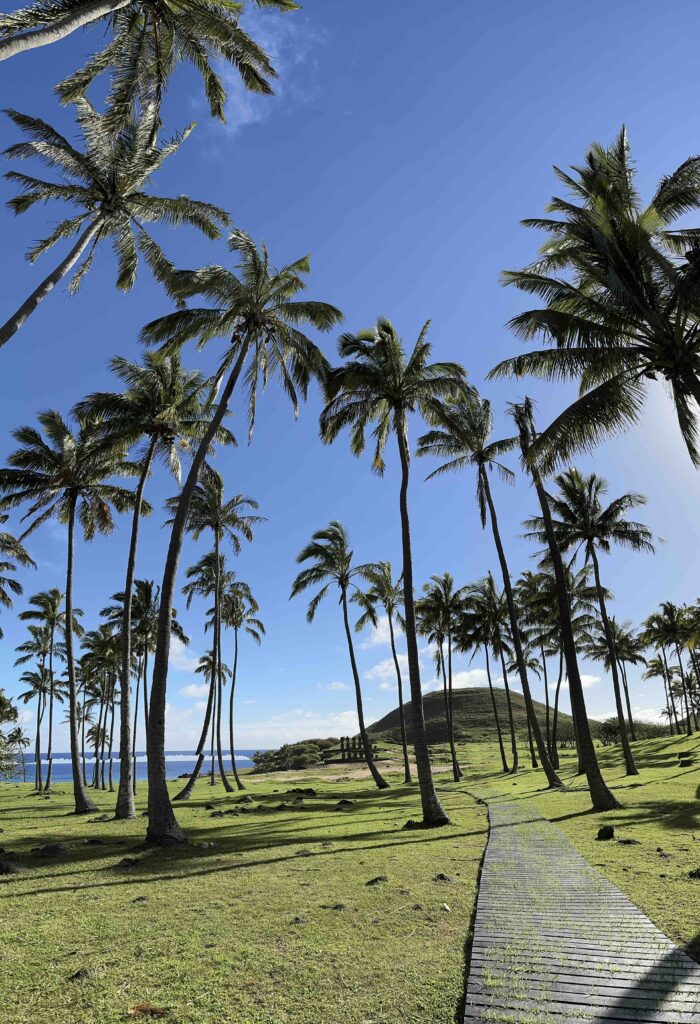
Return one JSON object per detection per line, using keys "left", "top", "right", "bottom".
{"left": 489, "top": 127, "right": 700, "bottom": 469}
{"left": 166, "top": 463, "right": 264, "bottom": 550}
{"left": 523, "top": 467, "right": 655, "bottom": 564}
{"left": 320, "top": 317, "right": 469, "bottom": 473}
{"left": 4, "top": 100, "right": 230, "bottom": 293}
{"left": 352, "top": 560, "right": 405, "bottom": 634}
{"left": 102, "top": 578, "right": 189, "bottom": 651}
{"left": 290, "top": 520, "right": 377, "bottom": 623}
{"left": 142, "top": 229, "right": 343, "bottom": 438}
{"left": 220, "top": 578, "right": 264, "bottom": 643}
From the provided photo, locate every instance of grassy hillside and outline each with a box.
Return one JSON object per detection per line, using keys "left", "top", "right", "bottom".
{"left": 368, "top": 685, "right": 579, "bottom": 745}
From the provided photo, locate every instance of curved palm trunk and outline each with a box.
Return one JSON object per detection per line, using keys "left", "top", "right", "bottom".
{"left": 387, "top": 613, "right": 411, "bottom": 783}
{"left": 527, "top": 712, "right": 538, "bottom": 768}
{"left": 92, "top": 697, "right": 104, "bottom": 788}
{"left": 147, "top": 339, "right": 251, "bottom": 844}
{"left": 34, "top": 691, "right": 44, "bottom": 792}
{"left": 0, "top": 220, "right": 102, "bottom": 347}
{"left": 213, "top": 533, "right": 233, "bottom": 792}
{"left": 618, "top": 660, "right": 636, "bottom": 740}
{"left": 43, "top": 636, "right": 55, "bottom": 791}
{"left": 209, "top": 676, "right": 217, "bottom": 786}
{"left": 517, "top": 433, "right": 618, "bottom": 810}
{"left": 341, "top": 590, "right": 388, "bottom": 789}
{"left": 19, "top": 748, "right": 26, "bottom": 783}
{"left": 173, "top": 673, "right": 216, "bottom": 801}
{"left": 550, "top": 649, "right": 563, "bottom": 770}
{"left": 590, "top": 551, "right": 637, "bottom": 776}
{"left": 395, "top": 418, "right": 449, "bottom": 825}
{"left": 107, "top": 695, "right": 115, "bottom": 792}
{"left": 498, "top": 649, "right": 519, "bottom": 774}
{"left": 116, "top": 441, "right": 155, "bottom": 819}
{"left": 80, "top": 690, "right": 87, "bottom": 784}
{"left": 675, "top": 644, "right": 693, "bottom": 736}
{"left": 540, "top": 646, "right": 551, "bottom": 754}
{"left": 228, "top": 628, "right": 245, "bottom": 790}
{"left": 480, "top": 466, "right": 560, "bottom": 787}
{"left": 485, "top": 646, "right": 508, "bottom": 773}
{"left": 65, "top": 498, "right": 98, "bottom": 813}
{"left": 0, "top": 0, "right": 131, "bottom": 60}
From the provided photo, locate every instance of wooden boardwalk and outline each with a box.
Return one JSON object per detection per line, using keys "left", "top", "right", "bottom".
{"left": 464, "top": 793, "right": 700, "bottom": 1023}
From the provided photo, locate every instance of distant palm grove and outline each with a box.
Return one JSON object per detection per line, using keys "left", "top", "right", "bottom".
{"left": 3, "top": 0, "right": 700, "bottom": 849}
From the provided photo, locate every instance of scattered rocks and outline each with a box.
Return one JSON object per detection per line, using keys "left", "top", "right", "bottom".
{"left": 679, "top": 758, "right": 695, "bottom": 768}
{"left": 199, "top": 841, "right": 217, "bottom": 849}
{"left": 210, "top": 811, "right": 225, "bottom": 818}
{"left": 331, "top": 903, "right": 346, "bottom": 911}
{"left": 132, "top": 896, "right": 148, "bottom": 903}
{"left": 89, "top": 814, "right": 111, "bottom": 823}
{"left": 334, "top": 799, "right": 354, "bottom": 812}
{"left": 67, "top": 968, "right": 92, "bottom": 982}
{"left": 403, "top": 819, "right": 425, "bottom": 831}
{"left": 365, "top": 875, "right": 388, "bottom": 886}
{"left": 433, "top": 872, "right": 454, "bottom": 882}
{"left": 295, "top": 849, "right": 313, "bottom": 858}
{"left": 204, "top": 803, "right": 215, "bottom": 811}
{"left": 412, "top": 903, "right": 424, "bottom": 911}
{"left": 618, "top": 838, "right": 640, "bottom": 846}
{"left": 0, "top": 860, "right": 25, "bottom": 875}
{"left": 596, "top": 825, "right": 615, "bottom": 841}
{"left": 286, "top": 787, "right": 317, "bottom": 797}
{"left": 234, "top": 795, "right": 254, "bottom": 804}
{"left": 32, "top": 842, "right": 67, "bottom": 858}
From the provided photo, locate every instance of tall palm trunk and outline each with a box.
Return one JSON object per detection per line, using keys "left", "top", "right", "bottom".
{"left": 540, "top": 646, "right": 551, "bottom": 754}
{"left": 590, "top": 550, "right": 637, "bottom": 776}
{"left": 498, "top": 649, "right": 519, "bottom": 774}
{"left": 341, "top": 590, "right": 388, "bottom": 789}
{"left": 395, "top": 417, "right": 449, "bottom": 825}
{"left": 661, "top": 647, "right": 680, "bottom": 734}
{"left": 228, "top": 628, "right": 245, "bottom": 790}
{"left": 485, "top": 646, "right": 508, "bottom": 773}
{"left": 446, "top": 628, "right": 463, "bottom": 779}
{"left": 439, "top": 641, "right": 461, "bottom": 781}
{"left": 526, "top": 712, "right": 538, "bottom": 768}
{"left": 209, "top": 670, "right": 217, "bottom": 786}
{"left": 80, "top": 689, "right": 87, "bottom": 784}
{"left": 131, "top": 655, "right": 142, "bottom": 795}
{"left": 173, "top": 672, "right": 216, "bottom": 800}
{"left": 387, "top": 613, "right": 411, "bottom": 783}
{"left": 108, "top": 694, "right": 115, "bottom": 792}
{"left": 34, "top": 691, "right": 44, "bottom": 792}
{"left": 66, "top": 497, "right": 98, "bottom": 813}
{"left": 116, "top": 441, "right": 156, "bottom": 819}
{"left": 516, "top": 426, "right": 618, "bottom": 810}
{"left": 686, "top": 650, "right": 700, "bottom": 729}
{"left": 43, "top": 634, "right": 55, "bottom": 791}
{"left": 147, "top": 339, "right": 251, "bottom": 844}
{"left": 618, "top": 660, "right": 636, "bottom": 739}
{"left": 213, "top": 532, "right": 233, "bottom": 792}
{"left": 0, "top": 220, "right": 102, "bottom": 346}
{"left": 675, "top": 643, "right": 693, "bottom": 736}
{"left": 92, "top": 697, "right": 105, "bottom": 787}
{"left": 0, "top": 0, "right": 131, "bottom": 60}
{"left": 550, "top": 649, "right": 563, "bottom": 770}
{"left": 480, "top": 466, "right": 560, "bottom": 787}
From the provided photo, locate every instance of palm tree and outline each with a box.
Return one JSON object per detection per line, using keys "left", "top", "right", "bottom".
{"left": 140, "top": 229, "right": 341, "bottom": 844}
{"left": 643, "top": 655, "right": 678, "bottom": 735}
{"left": 17, "top": 666, "right": 50, "bottom": 790}
{"left": 320, "top": 318, "right": 467, "bottom": 826}
{"left": 510, "top": 399, "right": 619, "bottom": 810}
{"left": 0, "top": 101, "right": 229, "bottom": 348}
{"left": 644, "top": 603, "right": 696, "bottom": 735}
{"left": 82, "top": 623, "right": 121, "bottom": 790}
{"left": 191, "top": 650, "right": 232, "bottom": 784}
{"left": 0, "top": 514, "right": 35, "bottom": 635}
{"left": 416, "top": 573, "right": 464, "bottom": 782}
{"left": 291, "top": 521, "right": 388, "bottom": 790}
{"left": 18, "top": 588, "right": 81, "bottom": 790}
{"left": 220, "top": 578, "right": 264, "bottom": 790}
{"left": 490, "top": 128, "right": 700, "bottom": 472}
{"left": 77, "top": 351, "right": 233, "bottom": 818}
{"left": 416, "top": 393, "right": 561, "bottom": 787}
{"left": 0, "top": 410, "right": 135, "bottom": 813}
{"left": 353, "top": 562, "right": 411, "bottom": 783}
{"left": 6, "top": 726, "right": 30, "bottom": 782}
{"left": 525, "top": 468, "right": 654, "bottom": 776}
{"left": 587, "top": 617, "right": 645, "bottom": 740}
{"left": 515, "top": 570, "right": 556, "bottom": 752}
{"left": 0, "top": 0, "right": 297, "bottom": 127}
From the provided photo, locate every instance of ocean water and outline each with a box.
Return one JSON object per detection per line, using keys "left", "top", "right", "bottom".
{"left": 7, "top": 750, "right": 264, "bottom": 784}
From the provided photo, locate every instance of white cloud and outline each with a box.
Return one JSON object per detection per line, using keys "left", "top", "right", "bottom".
{"left": 242, "top": 699, "right": 256, "bottom": 705}
{"left": 360, "top": 615, "right": 393, "bottom": 649}
{"left": 549, "top": 674, "right": 600, "bottom": 692}
{"left": 365, "top": 654, "right": 408, "bottom": 682}
{"left": 179, "top": 682, "right": 209, "bottom": 699}
{"left": 452, "top": 669, "right": 489, "bottom": 688}
{"left": 632, "top": 705, "right": 666, "bottom": 724}
{"left": 169, "top": 636, "right": 200, "bottom": 674}
{"left": 318, "top": 681, "right": 349, "bottom": 691}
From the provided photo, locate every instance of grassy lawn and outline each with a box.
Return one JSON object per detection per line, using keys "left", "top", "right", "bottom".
{"left": 0, "top": 768, "right": 487, "bottom": 1024}
{"left": 460, "top": 732, "right": 700, "bottom": 959}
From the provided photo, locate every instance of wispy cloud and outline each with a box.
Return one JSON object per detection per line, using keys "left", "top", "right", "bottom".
{"left": 549, "top": 673, "right": 600, "bottom": 692}
{"left": 317, "top": 680, "right": 348, "bottom": 691}
{"left": 360, "top": 615, "right": 394, "bottom": 650}
{"left": 179, "top": 682, "right": 209, "bottom": 699}
{"left": 169, "top": 637, "right": 200, "bottom": 674}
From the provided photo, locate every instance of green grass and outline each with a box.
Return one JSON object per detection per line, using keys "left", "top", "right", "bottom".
{"left": 0, "top": 769, "right": 487, "bottom": 1024}
{"left": 459, "top": 731, "right": 700, "bottom": 959}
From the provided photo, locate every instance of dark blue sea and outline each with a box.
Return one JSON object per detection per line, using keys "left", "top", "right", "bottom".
{"left": 7, "top": 750, "right": 264, "bottom": 783}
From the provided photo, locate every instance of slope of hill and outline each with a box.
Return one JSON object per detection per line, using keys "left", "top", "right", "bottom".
{"left": 368, "top": 686, "right": 580, "bottom": 745}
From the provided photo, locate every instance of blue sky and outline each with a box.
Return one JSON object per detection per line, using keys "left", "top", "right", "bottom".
{"left": 1, "top": 0, "right": 700, "bottom": 750}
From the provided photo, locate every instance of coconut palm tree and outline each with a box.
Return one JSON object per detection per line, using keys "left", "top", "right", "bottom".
{"left": 644, "top": 603, "right": 696, "bottom": 735}
{"left": 0, "top": 514, "right": 35, "bottom": 635}
{"left": 586, "top": 617, "right": 644, "bottom": 740}
{"left": 77, "top": 351, "right": 233, "bottom": 818}
{"left": 140, "top": 229, "right": 341, "bottom": 844}
{"left": 525, "top": 468, "right": 654, "bottom": 776}
{"left": 319, "top": 318, "right": 467, "bottom": 826}
{"left": 191, "top": 650, "right": 232, "bottom": 784}
{"left": 0, "top": 0, "right": 296, "bottom": 127}
{"left": 416, "top": 573, "right": 464, "bottom": 782}
{"left": 0, "top": 101, "right": 229, "bottom": 348}
{"left": 416, "top": 393, "right": 561, "bottom": 787}
{"left": 17, "top": 665, "right": 50, "bottom": 790}
{"left": 18, "top": 588, "right": 81, "bottom": 790}
{"left": 490, "top": 128, "right": 700, "bottom": 472}
{"left": 291, "top": 521, "right": 388, "bottom": 790}
{"left": 510, "top": 398, "right": 619, "bottom": 810}
{"left": 643, "top": 655, "right": 678, "bottom": 735}
{"left": 220, "top": 578, "right": 264, "bottom": 790}
{"left": 170, "top": 468, "right": 263, "bottom": 796}
{"left": 0, "top": 411, "right": 135, "bottom": 813}
{"left": 6, "top": 726, "right": 30, "bottom": 782}
{"left": 352, "top": 562, "right": 411, "bottom": 783}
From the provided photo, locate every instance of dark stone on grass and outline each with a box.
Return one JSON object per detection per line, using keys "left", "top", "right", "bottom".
{"left": 0, "top": 860, "right": 25, "bottom": 875}
{"left": 295, "top": 849, "right": 313, "bottom": 857}
{"left": 83, "top": 838, "right": 103, "bottom": 846}
{"left": 132, "top": 895, "right": 148, "bottom": 903}
{"left": 287, "top": 787, "right": 317, "bottom": 797}
{"left": 276, "top": 802, "right": 289, "bottom": 811}
{"left": 618, "top": 838, "right": 640, "bottom": 846}
{"left": 331, "top": 903, "right": 345, "bottom": 911}
{"left": 117, "top": 856, "right": 140, "bottom": 869}
{"left": 204, "top": 803, "right": 215, "bottom": 810}
{"left": 235, "top": 795, "right": 254, "bottom": 804}
{"left": 679, "top": 758, "right": 695, "bottom": 768}
{"left": 334, "top": 799, "right": 354, "bottom": 811}
{"left": 402, "top": 818, "right": 422, "bottom": 830}
{"left": 32, "top": 843, "right": 67, "bottom": 858}
{"left": 366, "top": 875, "right": 388, "bottom": 886}
{"left": 688, "top": 867, "right": 700, "bottom": 879}
{"left": 291, "top": 916, "right": 307, "bottom": 925}
{"left": 412, "top": 903, "right": 424, "bottom": 911}
{"left": 434, "top": 872, "right": 454, "bottom": 882}
{"left": 596, "top": 825, "right": 615, "bottom": 841}
{"left": 67, "top": 968, "right": 91, "bottom": 982}
{"left": 89, "top": 814, "right": 111, "bottom": 823}
{"left": 210, "top": 811, "right": 225, "bottom": 818}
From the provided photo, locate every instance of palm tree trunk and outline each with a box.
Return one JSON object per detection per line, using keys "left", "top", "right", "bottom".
{"left": 228, "top": 628, "right": 245, "bottom": 790}
{"left": 387, "top": 613, "right": 411, "bottom": 783}
{"left": 341, "top": 590, "right": 388, "bottom": 789}
{"left": 80, "top": 690, "right": 87, "bottom": 785}
{"left": 20, "top": 748, "right": 26, "bottom": 783}
{"left": 550, "top": 649, "right": 563, "bottom": 770}
{"left": 480, "top": 466, "right": 560, "bottom": 787}
{"left": 143, "top": 648, "right": 150, "bottom": 731}
{"left": 0, "top": 220, "right": 102, "bottom": 346}
{"left": 687, "top": 650, "right": 700, "bottom": 729}
{"left": 446, "top": 629, "right": 463, "bottom": 779}
{"left": 675, "top": 643, "right": 693, "bottom": 736}
{"left": 590, "top": 550, "right": 637, "bottom": 776}
{"left": 173, "top": 675, "right": 215, "bottom": 800}
{"left": 209, "top": 671, "right": 217, "bottom": 786}
{"left": 116, "top": 441, "right": 155, "bottom": 819}
{"left": 661, "top": 647, "right": 680, "bottom": 734}
{"left": 213, "top": 532, "right": 233, "bottom": 792}
{"left": 498, "top": 649, "right": 519, "bottom": 774}
{"left": 34, "top": 691, "right": 44, "bottom": 792}
{"left": 618, "top": 660, "right": 636, "bottom": 740}
{"left": 147, "top": 337, "right": 251, "bottom": 844}
{"left": 92, "top": 698, "right": 104, "bottom": 788}
{"left": 395, "top": 417, "right": 449, "bottom": 825}
{"left": 516, "top": 430, "right": 618, "bottom": 810}
{"left": 0, "top": 0, "right": 131, "bottom": 60}
{"left": 540, "top": 646, "right": 551, "bottom": 754}
{"left": 43, "top": 637, "right": 55, "bottom": 791}
{"left": 527, "top": 712, "right": 538, "bottom": 768}
{"left": 132, "top": 655, "right": 142, "bottom": 795}
{"left": 485, "top": 646, "right": 508, "bottom": 773}
{"left": 439, "top": 641, "right": 461, "bottom": 781}
{"left": 65, "top": 497, "right": 98, "bottom": 813}
{"left": 107, "top": 695, "right": 115, "bottom": 793}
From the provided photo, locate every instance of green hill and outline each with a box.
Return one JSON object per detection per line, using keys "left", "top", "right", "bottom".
{"left": 368, "top": 686, "right": 581, "bottom": 745}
